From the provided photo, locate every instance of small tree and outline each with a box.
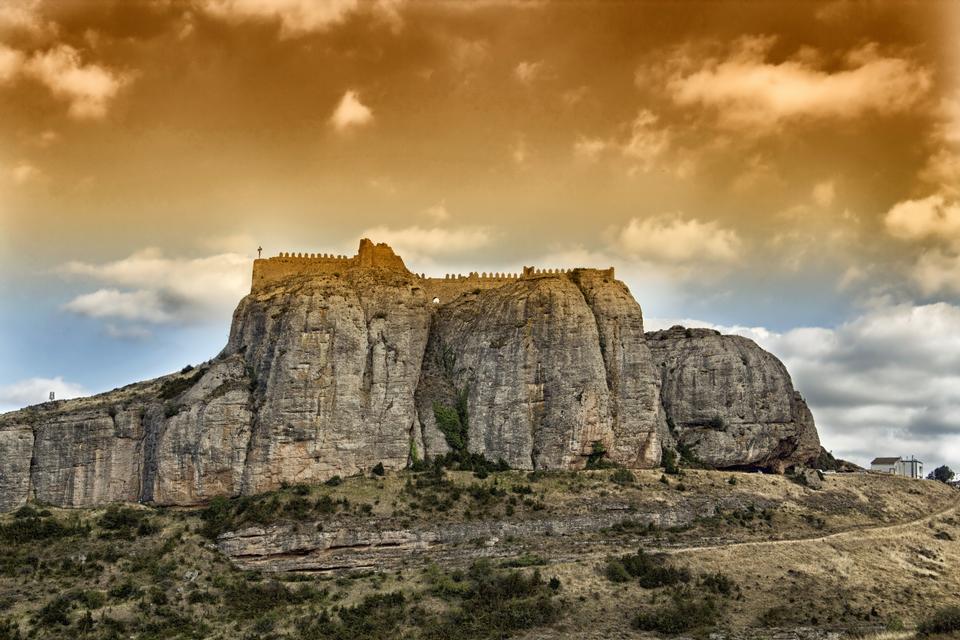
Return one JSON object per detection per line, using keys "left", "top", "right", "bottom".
{"left": 927, "top": 465, "right": 955, "bottom": 483}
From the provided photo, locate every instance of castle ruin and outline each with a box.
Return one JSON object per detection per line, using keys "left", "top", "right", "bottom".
{"left": 251, "top": 238, "right": 615, "bottom": 303}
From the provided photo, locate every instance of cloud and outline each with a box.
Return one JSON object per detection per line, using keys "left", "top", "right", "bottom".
{"left": 614, "top": 214, "right": 742, "bottom": 264}
{"left": 911, "top": 250, "right": 960, "bottom": 296}
{"left": 329, "top": 90, "right": 373, "bottom": 132}
{"left": 201, "top": 0, "right": 357, "bottom": 37}
{"left": 59, "top": 247, "right": 251, "bottom": 331}
{"left": 513, "top": 60, "right": 543, "bottom": 84}
{"left": 573, "top": 109, "right": 679, "bottom": 175}
{"left": 884, "top": 195, "right": 960, "bottom": 295}
{"left": 510, "top": 137, "right": 528, "bottom": 166}
{"left": 10, "top": 161, "right": 41, "bottom": 185}
{"left": 0, "top": 376, "right": 89, "bottom": 413}
{"left": 23, "top": 44, "right": 129, "bottom": 119}
{"left": 0, "top": 0, "right": 56, "bottom": 40}
{"left": 421, "top": 201, "right": 450, "bottom": 222}
{"left": 0, "top": 43, "right": 24, "bottom": 82}
{"left": 358, "top": 225, "right": 491, "bottom": 262}
{"left": 573, "top": 136, "right": 607, "bottom": 162}
{"left": 620, "top": 109, "right": 670, "bottom": 168}
{"left": 920, "top": 149, "right": 960, "bottom": 195}
{"left": 665, "top": 37, "right": 932, "bottom": 132}
{"left": 885, "top": 194, "right": 960, "bottom": 245}
{"left": 201, "top": 0, "right": 406, "bottom": 36}
{"left": 647, "top": 302, "right": 960, "bottom": 470}
{"left": 812, "top": 180, "right": 836, "bottom": 208}
{"left": 63, "top": 288, "right": 174, "bottom": 323}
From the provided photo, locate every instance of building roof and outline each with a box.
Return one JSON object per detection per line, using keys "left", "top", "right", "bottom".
{"left": 871, "top": 457, "right": 901, "bottom": 465}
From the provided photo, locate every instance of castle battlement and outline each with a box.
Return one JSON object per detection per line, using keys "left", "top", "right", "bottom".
{"left": 251, "top": 239, "right": 615, "bottom": 302}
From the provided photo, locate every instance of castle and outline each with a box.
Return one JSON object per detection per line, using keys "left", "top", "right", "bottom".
{"left": 251, "top": 238, "right": 615, "bottom": 303}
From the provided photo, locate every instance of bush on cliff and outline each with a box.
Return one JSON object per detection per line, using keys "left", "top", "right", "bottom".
{"left": 603, "top": 549, "right": 690, "bottom": 588}
{"left": 918, "top": 606, "right": 960, "bottom": 636}
{"left": 0, "top": 511, "right": 88, "bottom": 545}
{"left": 632, "top": 587, "right": 719, "bottom": 634}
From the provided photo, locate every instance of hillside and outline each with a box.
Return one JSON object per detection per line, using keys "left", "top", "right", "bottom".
{"left": 0, "top": 467, "right": 956, "bottom": 639}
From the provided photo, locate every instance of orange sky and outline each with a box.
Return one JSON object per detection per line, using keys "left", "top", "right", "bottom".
{"left": 1, "top": 0, "right": 960, "bottom": 469}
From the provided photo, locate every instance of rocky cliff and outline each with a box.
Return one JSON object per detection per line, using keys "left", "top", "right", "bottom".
{"left": 646, "top": 326, "right": 821, "bottom": 473}
{"left": 0, "top": 240, "right": 820, "bottom": 511}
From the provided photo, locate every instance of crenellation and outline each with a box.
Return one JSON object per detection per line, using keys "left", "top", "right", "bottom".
{"left": 252, "top": 239, "right": 616, "bottom": 300}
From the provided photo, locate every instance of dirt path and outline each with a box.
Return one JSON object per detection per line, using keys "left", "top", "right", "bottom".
{"left": 657, "top": 500, "right": 959, "bottom": 556}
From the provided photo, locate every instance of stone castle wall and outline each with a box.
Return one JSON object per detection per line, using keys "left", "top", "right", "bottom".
{"left": 252, "top": 238, "right": 616, "bottom": 304}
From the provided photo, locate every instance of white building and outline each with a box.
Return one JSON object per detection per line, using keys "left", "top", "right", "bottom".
{"left": 870, "top": 456, "right": 923, "bottom": 479}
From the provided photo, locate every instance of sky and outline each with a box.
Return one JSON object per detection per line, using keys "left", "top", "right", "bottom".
{"left": 1, "top": 0, "right": 959, "bottom": 471}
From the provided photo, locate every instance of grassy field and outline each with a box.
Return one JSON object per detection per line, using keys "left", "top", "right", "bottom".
{"left": 0, "top": 467, "right": 957, "bottom": 639}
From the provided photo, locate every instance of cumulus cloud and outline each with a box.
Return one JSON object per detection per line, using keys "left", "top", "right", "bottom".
{"left": 0, "top": 376, "right": 88, "bottom": 413}
{"left": 12, "top": 44, "right": 130, "bottom": 119}
{"left": 573, "top": 109, "right": 681, "bottom": 175}
{"left": 812, "top": 180, "right": 836, "bottom": 208}
{"left": 10, "top": 161, "right": 41, "bottom": 185}
{"left": 884, "top": 195, "right": 960, "bottom": 296}
{"left": 201, "top": 0, "right": 406, "bottom": 36}
{"left": 920, "top": 149, "right": 960, "bottom": 195}
{"left": 329, "top": 90, "right": 373, "bottom": 132}
{"left": 358, "top": 225, "right": 491, "bottom": 263}
{"left": 614, "top": 214, "right": 741, "bottom": 265}
{"left": 0, "top": 0, "right": 56, "bottom": 40}
{"left": 513, "top": 60, "right": 543, "bottom": 84}
{"left": 421, "top": 201, "right": 450, "bottom": 222}
{"left": 911, "top": 250, "right": 960, "bottom": 296}
{"left": 885, "top": 194, "right": 960, "bottom": 244}
{"left": 0, "top": 43, "right": 24, "bottom": 82}
{"left": 620, "top": 109, "right": 670, "bottom": 168}
{"left": 59, "top": 247, "right": 251, "bottom": 331}
{"left": 573, "top": 136, "right": 607, "bottom": 162}
{"left": 202, "top": 0, "right": 356, "bottom": 37}
{"left": 647, "top": 302, "right": 960, "bottom": 470}
{"left": 63, "top": 289, "right": 174, "bottom": 323}
{"left": 665, "top": 36, "right": 931, "bottom": 132}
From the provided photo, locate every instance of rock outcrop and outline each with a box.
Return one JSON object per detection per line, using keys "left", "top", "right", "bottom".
{"left": 415, "top": 269, "right": 665, "bottom": 470}
{"left": 646, "top": 326, "right": 821, "bottom": 473}
{"left": 0, "top": 240, "right": 821, "bottom": 511}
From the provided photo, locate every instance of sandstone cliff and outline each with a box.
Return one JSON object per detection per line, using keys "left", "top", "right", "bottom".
{"left": 0, "top": 240, "right": 820, "bottom": 511}
{"left": 646, "top": 326, "right": 821, "bottom": 473}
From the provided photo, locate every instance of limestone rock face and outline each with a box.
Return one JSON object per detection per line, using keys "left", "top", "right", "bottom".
{"left": 415, "top": 271, "right": 664, "bottom": 469}
{"left": 0, "top": 240, "right": 824, "bottom": 511}
{"left": 147, "top": 356, "right": 254, "bottom": 504}
{"left": 223, "top": 266, "right": 431, "bottom": 494}
{"left": 0, "top": 425, "right": 33, "bottom": 512}
{"left": 646, "top": 326, "right": 821, "bottom": 472}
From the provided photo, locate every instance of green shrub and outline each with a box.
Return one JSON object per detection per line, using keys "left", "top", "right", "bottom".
{"left": 372, "top": 462, "right": 386, "bottom": 477}
{"left": 98, "top": 504, "right": 158, "bottom": 539}
{"left": 0, "top": 619, "right": 21, "bottom": 640}
{"left": 0, "top": 513, "right": 88, "bottom": 545}
{"left": 677, "top": 442, "right": 705, "bottom": 467}
{"left": 633, "top": 587, "right": 719, "bottom": 633}
{"left": 586, "top": 441, "right": 615, "bottom": 469}
{"left": 324, "top": 475, "right": 342, "bottom": 487}
{"left": 158, "top": 367, "right": 207, "bottom": 400}
{"left": 108, "top": 581, "right": 141, "bottom": 600}
{"left": 611, "top": 468, "right": 635, "bottom": 485}
{"left": 434, "top": 402, "right": 467, "bottom": 451}
{"left": 700, "top": 572, "right": 736, "bottom": 596}
{"left": 661, "top": 449, "right": 680, "bottom": 474}
{"left": 603, "top": 550, "right": 690, "bottom": 588}
{"left": 918, "top": 606, "right": 960, "bottom": 636}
